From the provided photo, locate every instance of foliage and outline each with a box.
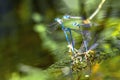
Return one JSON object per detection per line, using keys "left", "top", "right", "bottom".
{"left": 0, "top": 0, "right": 120, "bottom": 80}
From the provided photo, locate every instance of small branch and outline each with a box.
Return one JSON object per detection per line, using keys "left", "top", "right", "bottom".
{"left": 88, "top": 0, "right": 106, "bottom": 20}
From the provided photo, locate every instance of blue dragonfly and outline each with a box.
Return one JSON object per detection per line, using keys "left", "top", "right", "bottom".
{"left": 50, "top": 15, "right": 100, "bottom": 57}
{"left": 54, "top": 15, "right": 92, "bottom": 52}
{"left": 49, "top": 15, "right": 93, "bottom": 52}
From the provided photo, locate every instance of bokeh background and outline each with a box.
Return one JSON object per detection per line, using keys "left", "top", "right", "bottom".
{"left": 0, "top": 0, "right": 120, "bottom": 80}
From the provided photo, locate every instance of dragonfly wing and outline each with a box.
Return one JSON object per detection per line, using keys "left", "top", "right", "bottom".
{"left": 48, "top": 22, "right": 58, "bottom": 26}
{"left": 89, "top": 43, "right": 99, "bottom": 50}
{"left": 47, "top": 22, "right": 59, "bottom": 32}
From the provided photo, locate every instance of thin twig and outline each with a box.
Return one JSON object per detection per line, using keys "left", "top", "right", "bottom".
{"left": 88, "top": 0, "right": 106, "bottom": 20}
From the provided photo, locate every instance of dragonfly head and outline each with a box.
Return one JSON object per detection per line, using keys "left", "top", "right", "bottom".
{"left": 55, "top": 18, "right": 63, "bottom": 24}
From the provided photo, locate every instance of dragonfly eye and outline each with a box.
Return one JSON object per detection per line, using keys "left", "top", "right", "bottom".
{"left": 63, "top": 15, "right": 70, "bottom": 19}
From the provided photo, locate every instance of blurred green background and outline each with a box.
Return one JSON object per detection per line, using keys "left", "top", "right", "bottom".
{"left": 0, "top": 0, "right": 120, "bottom": 80}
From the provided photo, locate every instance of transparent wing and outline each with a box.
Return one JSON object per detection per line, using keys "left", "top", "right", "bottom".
{"left": 47, "top": 22, "right": 59, "bottom": 32}
{"left": 89, "top": 43, "right": 99, "bottom": 50}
